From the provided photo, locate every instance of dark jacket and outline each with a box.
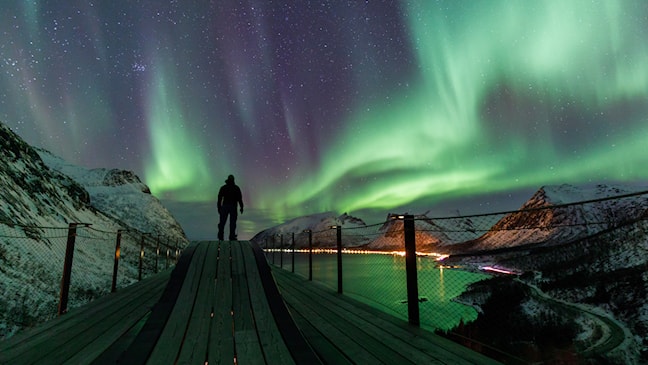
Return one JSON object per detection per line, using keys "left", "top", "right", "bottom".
{"left": 218, "top": 181, "right": 243, "bottom": 210}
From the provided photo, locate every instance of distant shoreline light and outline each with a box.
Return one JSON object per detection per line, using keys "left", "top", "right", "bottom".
{"left": 262, "top": 248, "right": 449, "bottom": 261}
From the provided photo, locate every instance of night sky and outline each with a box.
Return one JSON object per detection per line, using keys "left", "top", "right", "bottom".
{"left": 2, "top": 1, "right": 648, "bottom": 239}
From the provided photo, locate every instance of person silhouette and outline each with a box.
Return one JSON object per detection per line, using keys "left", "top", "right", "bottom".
{"left": 217, "top": 175, "right": 244, "bottom": 240}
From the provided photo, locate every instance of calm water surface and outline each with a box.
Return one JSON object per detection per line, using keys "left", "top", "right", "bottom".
{"left": 271, "top": 252, "right": 489, "bottom": 331}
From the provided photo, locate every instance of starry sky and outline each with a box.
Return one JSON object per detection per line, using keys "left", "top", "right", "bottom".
{"left": 2, "top": 1, "right": 648, "bottom": 239}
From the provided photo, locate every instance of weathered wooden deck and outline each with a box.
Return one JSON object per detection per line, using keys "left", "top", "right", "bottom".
{"left": 272, "top": 265, "right": 502, "bottom": 365}
{"left": 0, "top": 269, "right": 171, "bottom": 364}
{"left": 0, "top": 241, "right": 318, "bottom": 364}
{"left": 0, "top": 240, "right": 500, "bottom": 364}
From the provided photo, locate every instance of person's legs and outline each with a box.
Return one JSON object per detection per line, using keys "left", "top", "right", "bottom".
{"left": 229, "top": 208, "right": 238, "bottom": 240}
{"left": 218, "top": 211, "right": 228, "bottom": 240}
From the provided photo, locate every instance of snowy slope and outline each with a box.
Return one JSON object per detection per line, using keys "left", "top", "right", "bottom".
{"left": 251, "top": 184, "right": 648, "bottom": 255}
{"left": 366, "top": 213, "right": 448, "bottom": 251}
{"left": 0, "top": 121, "right": 188, "bottom": 339}
{"left": 251, "top": 212, "right": 370, "bottom": 248}
{"left": 460, "top": 184, "right": 648, "bottom": 253}
{"left": 37, "top": 148, "right": 186, "bottom": 243}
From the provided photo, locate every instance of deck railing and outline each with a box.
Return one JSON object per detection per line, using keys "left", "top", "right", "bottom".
{"left": 259, "top": 190, "right": 648, "bottom": 364}
{"left": 0, "top": 220, "right": 188, "bottom": 339}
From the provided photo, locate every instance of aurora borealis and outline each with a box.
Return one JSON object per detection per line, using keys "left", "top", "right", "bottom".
{"left": 2, "top": 1, "right": 648, "bottom": 239}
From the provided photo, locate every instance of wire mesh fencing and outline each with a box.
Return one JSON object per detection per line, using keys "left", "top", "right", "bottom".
{"left": 0, "top": 221, "right": 187, "bottom": 340}
{"left": 0, "top": 225, "right": 69, "bottom": 334}
{"left": 258, "top": 189, "right": 648, "bottom": 364}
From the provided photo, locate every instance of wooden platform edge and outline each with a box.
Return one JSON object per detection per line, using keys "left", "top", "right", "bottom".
{"left": 249, "top": 241, "right": 323, "bottom": 365}
{"left": 273, "top": 267, "right": 504, "bottom": 365}
{"left": 0, "top": 271, "right": 170, "bottom": 364}
{"left": 115, "top": 242, "right": 199, "bottom": 365}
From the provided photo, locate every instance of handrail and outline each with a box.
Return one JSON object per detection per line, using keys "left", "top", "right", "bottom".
{"left": 0, "top": 218, "right": 189, "bottom": 340}
{"left": 259, "top": 189, "right": 648, "bottom": 364}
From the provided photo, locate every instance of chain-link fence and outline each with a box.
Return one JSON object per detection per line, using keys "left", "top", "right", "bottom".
{"left": 0, "top": 221, "right": 188, "bottom": 340}
{"left": 258, "top": 189, "right": 648, "bottom": 364}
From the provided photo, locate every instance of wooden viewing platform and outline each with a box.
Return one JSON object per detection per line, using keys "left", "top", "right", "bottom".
{"left": 272, "top": 266, "right": 501, "bottom": 365}
{"left": 0, "top": 241, "right": 501, "bottom": 364}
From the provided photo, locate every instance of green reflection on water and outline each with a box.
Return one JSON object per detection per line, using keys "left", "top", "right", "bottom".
{"left": 287, "top": 253, "right": 489, "bottom": 330}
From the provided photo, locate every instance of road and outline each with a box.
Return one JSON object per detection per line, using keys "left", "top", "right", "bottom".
{"left": 517, "top": 279, "right": 629, "bottom": 357}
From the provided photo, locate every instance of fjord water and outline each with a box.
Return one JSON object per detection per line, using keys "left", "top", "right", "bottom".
{"left": 281, "top": 252, "right": 489, "bottom": 330}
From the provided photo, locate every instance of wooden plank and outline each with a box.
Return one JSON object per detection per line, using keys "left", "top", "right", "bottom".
{"left": 118, "top": 242, "right": 200, "bottom": 364}
{"left": 61, "top": 285, "right": 166, "bottom": 364}
{"left": 91, "top": 312, "right": 151, "bottom": 364}
{"left": 147, "top": 242, "right": 210, "bottom": 363}
{"left": 240, "top": 242, "right": 295, "bottom": 365}
{"left": 283, "top": 301, "right": 353, "bottom": 365}
{"left": 276, "top": 269, "right": 444, "bottom": 364}
{"left": 0, "top": 271, "right": 171, "bottom": 364}
{"left": 0, "top": 271, "right": 169, "bottom": 356}
{"left": 247, "top": 241, "right": 322, "bottom": 365}
{"left": 176, "top": 242, "right": 220, "bottom": 364}
{"left": 276, "top": 273, "right": 420, "bottom": 364}
{"left": 276, "top": 281, "right": 387, "bottom": 364}
{"left": 312, "top": 279, "right": 497, "bottom": 365}
{"left": 231, "top": 242, "right": 265, "bottom": 364}
{"left": 207, "top": 241, "right": 235, "bottom": 365}
{"left": 274, "top": 267, "right": 502, "bottom": 365}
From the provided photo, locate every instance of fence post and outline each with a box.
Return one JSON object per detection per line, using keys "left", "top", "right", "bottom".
{"left": 403, "top": 214, "right": 420, "bottom": 326}
{"left": 280, "top": 234, "right": 284, "bottom": 268}
{"left": 175, "top": 239, "right": 179, "bottom": 264}
{"left": 307, "top": 230, "right": 313, "bottom": 281}
{"left": 58, "top": 223, "right": 78, "bottom": 316}
{"left": 139, "top": 233, "right": 148, "bottom": 281}
{"left": 272, "top": 235, "right": 276, "bottom": 265}
{"left": 155, "top": 235, "right": 160, "bottom": 274}
{"left": 111, "top": 230, "right": 122, "bottom": 293}
{"left": 336, "top": 225, "right": 343, "bottom": 294}
{"left": 166, "top": 238, "right": 170, "bottom": 269}
{"left": 291, "top": 232, "right": 295, "bottom": 273}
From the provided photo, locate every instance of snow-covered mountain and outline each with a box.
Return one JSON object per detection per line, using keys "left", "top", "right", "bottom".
{"left": 364, "top": 213, "right": 446, "bottom": 251}
{"left": 0, "top": 121, "right": 188, "bottom": 338}
{"left": 449, "top": 187, "right": 648, "bottom": 364}
{"left": 252, "top": 211, "right": 485, "bottom": 252}
{"left": 252, "top": 184, "right": 648, "bottom": 255}
{"left": 251, "top": 212, "right": 370, "bottom": 248}
{"left": 36, "top": 148, "right": 186, "bottom": 242}
{"left": 452, "top": 184, "right": 648, "bottom": 254}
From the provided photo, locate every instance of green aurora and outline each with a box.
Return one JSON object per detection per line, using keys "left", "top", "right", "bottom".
{"left": 252, "top": 1, "right": 648, "bottom": 222}
{"left": 2, "top": 1, "right": 647, "bottom": 236}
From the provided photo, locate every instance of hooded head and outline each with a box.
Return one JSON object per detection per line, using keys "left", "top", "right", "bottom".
{"left": 225, "top": 175, "right": 235, "bottom": 184}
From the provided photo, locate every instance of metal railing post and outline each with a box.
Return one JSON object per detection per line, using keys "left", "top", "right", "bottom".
{"left": 175, "top": 239, "right": 179, "bottom": 264}
{"left": 272, "top": 235, "right": 276, "bottom": 264}
{"left": 336, "top": 225, "right": 343, "bottom": 294}
{"left": 280, "top": 234, "right": 284, "bottom": 268}
{"left": 403, "top": 214, "right": 420, "bottom": 326}
{"left": 155, "top": 235, "right": 160, "bottom": 274}
{"left": 291, "top": 232, "right": 295, "bottom": 273}
{"left": 111, "top": 230, "right": 122, "bottom": 293}
{"left": 139, "top": 233, "right": 148, "bottom": 281}
{"left": 58, "top": 223, "right": 78, "bottom": 315}
{"left": 307, "top": 230, "right": 313, "bottom": 281}
{"left": 166, "top": 238, "right": 170, "bottom": 270}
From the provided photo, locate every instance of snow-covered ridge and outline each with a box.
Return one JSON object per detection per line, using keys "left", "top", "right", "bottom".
{"left": 0, "top": 120, "right": 188, "bottom": 339}
{"left": 461, "top": 184, "right": 648, "bottom": 253}
{"left": 36, "top": 148, "right": 184, "bottom": 240}
{"left": 252, "top": 183, "right": 648, "bottom": 254}
{"left": 251, "top": 212, "right": 370, "bottom": 248}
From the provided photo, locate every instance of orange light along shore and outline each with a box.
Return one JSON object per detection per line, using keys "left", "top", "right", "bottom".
{"left": 264, "top": 247, "right": 449, "bottom": 260}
